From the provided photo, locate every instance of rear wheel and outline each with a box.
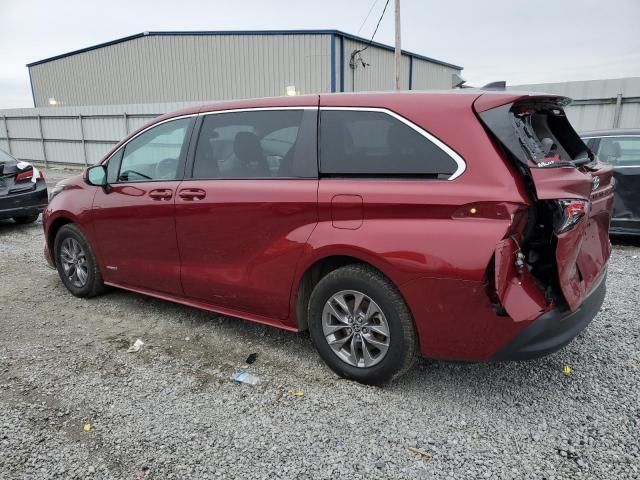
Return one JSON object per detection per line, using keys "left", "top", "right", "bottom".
{"left": 54, "top": 224, "right": 107, "bottom": 298}
{"left": 13, "top": 213, "right": 39, "bottom": 224}
{"left": 308, "top": 264, "right": 417, "bottom": 384}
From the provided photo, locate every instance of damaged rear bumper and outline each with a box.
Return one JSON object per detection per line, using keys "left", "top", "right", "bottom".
{"left": 0, "top": 180, "right": 48, "bottom": 220}
{"left": 493, "top": 271, "right": 607, "bottom": 361}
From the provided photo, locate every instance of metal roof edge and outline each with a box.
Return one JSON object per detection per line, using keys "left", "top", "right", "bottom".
{"left": 26, "top": 29, "right": 463, "bottom": 71}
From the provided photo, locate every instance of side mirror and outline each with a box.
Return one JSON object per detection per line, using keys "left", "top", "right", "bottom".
{"left": 86, "top": 164, "right": 107, "bottom": 187}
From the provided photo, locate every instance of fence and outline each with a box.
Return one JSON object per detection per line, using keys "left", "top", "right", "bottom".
{"left": 0, "top": 101, "right": 201, "bottom": 166}
{"left": 1, "top": 84, "right": 640, "bottom": 166}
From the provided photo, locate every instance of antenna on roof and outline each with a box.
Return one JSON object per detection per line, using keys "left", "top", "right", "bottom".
{"left": 481, "top": 81, "right": 506, "bottom": 90}
{"left": 452, "top": 73, "right": 466, "bottom": 88}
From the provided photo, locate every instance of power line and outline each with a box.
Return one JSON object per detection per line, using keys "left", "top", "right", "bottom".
{"left": 356, "top": 0, "right": 380, "bottom": 35}
{"left": 350, "top": 0, "right": 391, "bottom": 70}
{"left": 365, "top": 0, "right": 391, "bottom": 50}
{"left": 350, "top": 0, "right": 391, "bottom": 63}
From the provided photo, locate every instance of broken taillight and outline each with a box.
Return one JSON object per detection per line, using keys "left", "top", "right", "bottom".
{"left": 553, "top": 199, "right": 589, "bottom": 233}
{"left": 15, "top": 169, "right": 34, "bottom": 182}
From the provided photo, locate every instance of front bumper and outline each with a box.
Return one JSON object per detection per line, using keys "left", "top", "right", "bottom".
{"left": 493, "top": 272, "right": 607, "bottom": 361}
{"left": 0, "top": 180, "right": 48, "bottom": 220}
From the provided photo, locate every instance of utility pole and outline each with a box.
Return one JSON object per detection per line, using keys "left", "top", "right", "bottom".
{"left": 394, "top": 0, "right": 401, "bottom": 90}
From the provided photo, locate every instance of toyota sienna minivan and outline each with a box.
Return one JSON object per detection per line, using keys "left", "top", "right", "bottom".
{"left": 44, "top": 91, "right": 614, "bottom": 384}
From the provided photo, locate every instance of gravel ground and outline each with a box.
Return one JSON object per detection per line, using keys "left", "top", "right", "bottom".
{"left": 0, "top": 166, "right": 639, "bottom": 479}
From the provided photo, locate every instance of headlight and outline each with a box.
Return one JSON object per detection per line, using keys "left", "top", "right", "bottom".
{"left": 48, "top": 182, "right": 66, "bottom": 201}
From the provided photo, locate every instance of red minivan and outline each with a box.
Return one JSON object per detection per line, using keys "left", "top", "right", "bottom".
{"left": 43, "top": 91, "right": 614, "bottom": 384}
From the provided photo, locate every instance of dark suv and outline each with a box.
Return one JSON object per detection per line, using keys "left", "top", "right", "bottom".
{"left": 43, "top": 91, "right": 613, "bottom": 384}
{"left": 581, "top": 129, "right": 640, "bottom": 236}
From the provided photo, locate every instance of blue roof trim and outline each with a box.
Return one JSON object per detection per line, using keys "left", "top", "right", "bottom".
{"left": 330, "top": 34, "right": 336, "bottom": 93}
{"left": 26, "top": 30, "right": 463, "bottom": 71}
{"left": 408, "top": 56, "right": 413, "bottom": 90}
{"left": 339, "top": 36, "right": 345, "bottom": 92}
{"left": 28, "top": 68, "right": 36, "bottom": 107}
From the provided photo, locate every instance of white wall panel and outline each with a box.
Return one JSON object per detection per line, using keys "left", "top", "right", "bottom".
{"left": 29, "top": 34, "right": 331, "bottom": 107}
{"left": 510, "top": 77, "right": 640, "bottom": 132}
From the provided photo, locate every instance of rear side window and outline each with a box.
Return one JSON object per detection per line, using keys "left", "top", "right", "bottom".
{"left": 597, "top": 136, "right": 640, "bottom": 166}
{"left": 192, "top": 109, "right": 316, "bottom": 179}
{"left": 319, "top": 110, "right": 458, "bottom": 178}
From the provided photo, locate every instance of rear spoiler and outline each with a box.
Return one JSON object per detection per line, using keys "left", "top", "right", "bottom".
{"left": 474, "top": 92, "right": 572, "bottom": 112}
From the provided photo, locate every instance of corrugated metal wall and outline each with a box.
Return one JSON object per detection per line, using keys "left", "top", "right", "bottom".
{"left": 411, "top": 58, "right": 459, "bottom": 90}
{"left": 29, "top": 34, "right": 332, "bottom": 106}
{"left": 509, "top": 77, "right": 640, "bottom": 132}
{"left": 12, "top": 32, "right": 464, "bottom": 166}
{"left": 342, "top": 37, "right": 410, "bottom": 91}
{"left": 29, "top": 32, "right": 462, "bottom": 107}
{"left": 340, "top": 38, "right": 459, "bottom": 92}
{"left": 0, "top": 102, "right": 200, "bottom": 165}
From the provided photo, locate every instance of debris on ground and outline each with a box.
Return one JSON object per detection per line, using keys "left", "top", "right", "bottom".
{"left": 288, "top": 389, "right": 304, "bottom": 397}
{"left": 563, "top": 364, "right": 573, "bottom": 376}
{"left": 127, "top": 339, "right": 144, "bottom": 353}
{"left": 407, "top": 447, "right": 433, "bottom": 459}
{"left": 230, "top": 370, "right": 261, "bottom": 386}
{"left": 83, "top": 423, "right": 93, "bottom": 432}
{"left": 246, "top": 353, "right": 258, "bottom": 364}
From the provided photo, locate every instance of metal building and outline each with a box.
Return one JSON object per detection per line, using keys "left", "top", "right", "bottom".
{"left": 27, "top": 30, "right": 463, "bottom": 108}
{"left": 509, "top": 77, "right": 640, "bottom": 132}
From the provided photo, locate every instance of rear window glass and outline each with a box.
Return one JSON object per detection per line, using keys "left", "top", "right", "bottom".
{"left": 511, "top": 107, "right": 589, "bottom": 165}
{"left": 319, "top": 110, "right": 458, "bottom": 178}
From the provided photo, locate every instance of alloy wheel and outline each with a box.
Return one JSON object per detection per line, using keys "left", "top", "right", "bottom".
{"left": 321, "top": 290, "right": 391, "bottom": 368}
{"left": 60, "top": 237, "right": 88, "bottom": 288}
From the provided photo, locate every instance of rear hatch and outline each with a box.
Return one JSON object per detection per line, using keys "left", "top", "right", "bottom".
{"left": 474, "top": 93, "right": 613, "bottom": 318}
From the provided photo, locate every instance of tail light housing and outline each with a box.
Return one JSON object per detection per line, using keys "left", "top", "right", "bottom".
{"left": 552, "top": 199, "right": 589, "bottom": 233}
{"left": 15, "top": 169, "right": 34, "bottom": 182}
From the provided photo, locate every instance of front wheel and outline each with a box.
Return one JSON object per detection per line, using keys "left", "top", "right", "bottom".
{"left": 54, "top": 224, "right": 107, "bottom": 298}
{"left": 308, "top": 264, "right": 417, "bottom": 385}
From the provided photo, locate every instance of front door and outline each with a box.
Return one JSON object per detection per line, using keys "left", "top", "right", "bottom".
{"left": 92, "top": 116, "right": 194, "bottom": 295}
{"left": 175, "top": 107, "right": 319, "bottom": 321}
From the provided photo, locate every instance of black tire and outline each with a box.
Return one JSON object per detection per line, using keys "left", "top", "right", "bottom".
{"left": 53, "top": 224, "right": 107, "bottom": 298}
{"left": 308, "top": 264, "right": 417, "bottom": 385}
{"left": 13, "top": 213, "right": 39, "bottom": 224}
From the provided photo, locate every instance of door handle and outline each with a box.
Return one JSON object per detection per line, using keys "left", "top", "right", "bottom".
{"left": 178, "top": 188, "right": 206, "bottom": 201}
{"left": 149, "top": 189, "right": 173, "bottom": 200}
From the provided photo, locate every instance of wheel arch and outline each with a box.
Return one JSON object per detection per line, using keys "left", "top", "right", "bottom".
{"left": 292, "top": 252, "right": 417, "bottom": 339}
{"left": 46, "top": 213, "right": 91, "bottom": 267}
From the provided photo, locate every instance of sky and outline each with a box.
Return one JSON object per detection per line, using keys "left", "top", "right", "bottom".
{"left": 1, "top": 0, "right": 639, "bottom": 108}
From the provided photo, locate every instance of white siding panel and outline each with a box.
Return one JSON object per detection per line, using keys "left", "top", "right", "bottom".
{"left": 619, "top": 103, "right": 640, "bottom": 129}
{"left": 411, "top": 58, "right": 459, "bottom": 90}
{"left": 41, "top": 117, "right": 80, "bottom": 140}
{"left": 45, "top": 141, "right": 85, "bottom": 165}
{"left": 85, "top": 142, "right": 117, "bottom": 165}
{"left": 342, "top": 38, "right": 409, "bottom": 92}
{"left": 9, "top": 140, "right": 44, "bottom": 162}
{"left": 6, "top": 118, "right": 40, "bottom": 139}
{"left": 29, "top": 34, "right": 331, "bottom": 106}
{"left": 510, "top": 77, "right": 640, "bottom": 131}
{"left": 82, "top": 117, "right": 127, "bottom": 142}
{"left": 511, "top": 77, "right": 640, "bottom": 100}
